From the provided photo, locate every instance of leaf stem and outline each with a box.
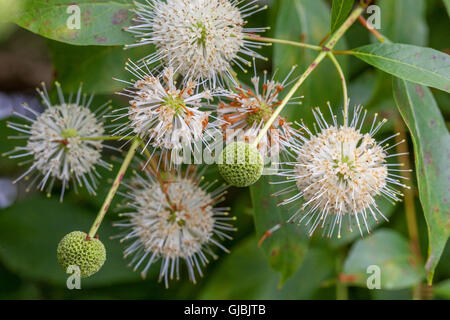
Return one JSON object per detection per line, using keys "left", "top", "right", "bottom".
{"left": 244, "top": 35, "right": 322, "bottom": 51}
{"left": 252, "top": 3, "right": 368, "bottom": 147}
{"left": 331, "top": 50, "right": 355, "bottom": 56}
{"left": 327, "top": 52, "right": 349, "bottom": 126}
{"left": 87, "top": 138, "right": 140, "bottom": 238}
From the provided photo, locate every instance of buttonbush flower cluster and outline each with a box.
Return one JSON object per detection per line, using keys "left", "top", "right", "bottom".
{"left": 114, "top": 164, "right": 233, "bottom": 287}
{"left": 276, "top": 105, "right": 408, "bottom": 238}
{"left": 6, "top": 83, "right": 110, "bottom": 201}
{"left": 4, "top": 0, "right": 410, "bottom": 288}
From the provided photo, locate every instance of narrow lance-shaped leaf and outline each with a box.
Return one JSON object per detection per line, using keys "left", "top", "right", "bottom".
{"left": 330, "top": 0, "right": 354, "bottom": 33}
{"left": 393, "top": 78, "right": 450, "bottom": 284}
{"left": 350, "top": 43, "right": 450, "bottom": 93}
{"left": 250, "top": 176, "right": 309, "bottom": 286}
{"left": 12, "top": 0, "right": 134, "bottom": 46}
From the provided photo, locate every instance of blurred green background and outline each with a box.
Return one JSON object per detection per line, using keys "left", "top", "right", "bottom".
{"left": 0, "top": 0, "right": 449, "bottom": 300}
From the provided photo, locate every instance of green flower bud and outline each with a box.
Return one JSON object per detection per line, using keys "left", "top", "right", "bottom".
{"left": 57, "top": 231, "right": 106, "bottom": 278}
{"left": 218, "top": 142, "right": 264, "bottom": 187}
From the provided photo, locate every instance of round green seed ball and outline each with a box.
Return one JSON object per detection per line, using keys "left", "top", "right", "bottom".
{"left": 57, "top": 231, "right": 106, "bottom": 278}
{"left": 218, "top": 142, "right": 264, "bottom": 187}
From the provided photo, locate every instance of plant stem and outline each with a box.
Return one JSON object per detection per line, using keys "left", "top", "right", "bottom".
{"left": 252, "top": 51, "right": 326, "bottom": 147}
{"left": 252, "top": 3, "right": 367, "bottom": 147}
{"left": 87, "top": 138, "right": 140, "bottom": 238}
{"left": 330, "top": 50, "right": 356, "bottom": 56}
{"left": 336, "top": 249, "right": 349, "bottom": 300}
{"left": 244, "top": 35, "right": 322, "bottom": 51}
{"left": 327, "top": 52, "right": 349, "bottom": 126}
{"left": 358, "top": 16, "right": 386, "bottom": 43}
{"left": 394, "top": 119, "right": 423, "bottom": 300}
{"left": 80, "top": 135, "right": 134, "bottom": 141}
{"left": 395, "top": 122, "right": 421, "bottom": 259}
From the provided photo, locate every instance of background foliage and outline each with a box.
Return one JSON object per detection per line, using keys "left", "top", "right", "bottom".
{"left": 0, "top": 0, "right": 449, "bottom": 300}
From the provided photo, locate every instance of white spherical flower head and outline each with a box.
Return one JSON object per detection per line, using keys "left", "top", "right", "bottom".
{"left": 115, "top": 63, "right": 227, "bottom": 154}
{"left": 126, "top": 0, "right": 268, "bottom": 87}
{"left": 115, "top": 166, "right": 234, "bottom": 287}
{"left": 218, "top": 65, "right": 302, "bottom": 157}
{"left": 6, "top": 83, "right": 110, "bottom": 201}
{"left": 277, "top": 106, "right": 408, "bottom": 238}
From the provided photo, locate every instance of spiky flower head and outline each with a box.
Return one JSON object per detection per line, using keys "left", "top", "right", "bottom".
{"left": 5, "top": 83, "right": 110, "bottom": 201}
{"left": 218, "top": 141, "right": 264, "bottom": 187}
{"left": 218, "top": 65, "right": 301, "bottom": 157}
{"left": 276, "top": 105, "right": 408, "bottom": 238}
{"left": 125, "top": 0, "right": 268, "bottom": 87}
{"left": 114, "top": 165, "right": 234, "bottom": 287}
{"left": 57, "top": 231, "right": 106, "bottom": 278}
{"left": 114, "top": 63, "right": 227, "bottom": 157}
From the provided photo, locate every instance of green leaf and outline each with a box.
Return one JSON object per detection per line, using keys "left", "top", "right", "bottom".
{"left": 330, "top": 0, "right": 354, "bottom": 34}
{"left": 393, "top": 78, "right": 450, "bottom": 284}
{"left": 377, "top": 0, "right": 428, "bottom": 46}
{"left": 350, "top": 43, "right": 450, "bottom": 93}
{"left": 249, "top": 176, "right": 308, "bottom": 286}
{"left": 434, "top": 279, "right": 450, "bottom": 299}
{"left": 274, "top": 0, "right": 347, "bottom": 125}
{"left": 444, "top": 0, "right": 450, "bottom": 17}
{"left": 48, "top": 41, "right": 126, "bottom": 94}
{"left": 0, "top": 196, "right": 142, "bottom": 287}
{"left": 343, "top": 229, "right": 425, "bottom": 290}
{"left": 13, "top": 0, "right": 134, "bottom": 46}
{"left": 47, "top": 40, "right": 153, "bottom": 94}
{"left": 198, "top": 237, "right": 335, "bottom": 299}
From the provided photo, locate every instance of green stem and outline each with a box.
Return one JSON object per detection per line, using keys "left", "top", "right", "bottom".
{"left": 357, "top": 15, "right": 386, "bottom": 43}
{"left": 330, "top": 50, "right": 356, "bottom": 56}
{"left": 327, "top": 52, "right": 349, "bottom": 126}
{"left": 252, "top": 50, "right": 327, "bottom": 147}
{"left": 336, "top": 249, "right": 349, "bottom": 300}
{"left": 87, "top": 138, "right": 140, "bottom": 238}
{"left": 252, "top": 3, "right": 367, "bottom": 146}
{"left": 80, "top": 135, "right": 134, "bottom": 141}
{"left": 245, "top": 35, "right": 322, "bottom": 51}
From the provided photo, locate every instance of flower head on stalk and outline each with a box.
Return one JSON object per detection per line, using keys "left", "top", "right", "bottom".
{"left": 275, "top": 105, "right": 409, "bottom": 238}
{"left": 218, "top": 65, "right": 302, "bottom": 158}
{"left": 125, "top": 0, "right": 268, "bottom": 88}
{"left": 4, "top": 83, "right": 110, "bottom": 201}
{"left": 113, "top": 62, "right": 228, "bottom": 163}
{"left": 114, "top": 163, "right": 234, "bottom": 287}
